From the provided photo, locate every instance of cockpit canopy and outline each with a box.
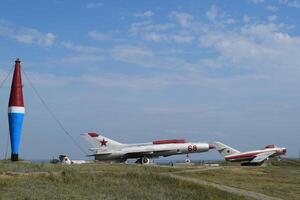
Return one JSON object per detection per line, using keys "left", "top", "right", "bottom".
{"left": 265, "top": 144, "right": 276, "bottom": 149}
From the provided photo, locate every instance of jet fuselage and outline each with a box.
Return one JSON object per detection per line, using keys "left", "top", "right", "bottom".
{"left": 94, "top": 142, "right": 210, "bottom": 161}
{"left": 224, "top": 147, "right": 287, "bottom": 162}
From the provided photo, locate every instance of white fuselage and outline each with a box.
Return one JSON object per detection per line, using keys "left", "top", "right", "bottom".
{"left": 224, "top": 147, "right": 286, "bottom": 162}
{"left": 94, "top": 142, "right": 210, "bottom": 161}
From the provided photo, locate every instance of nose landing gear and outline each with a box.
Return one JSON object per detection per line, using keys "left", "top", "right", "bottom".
{"left": 185, "top": 154, "right": 191, "bottom": 163}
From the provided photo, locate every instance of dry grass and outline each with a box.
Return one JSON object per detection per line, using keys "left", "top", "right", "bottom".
{"left": 179, "top": 159, "right": 300, "bottom": 200}
{"left": 0, "top": 161, "right": 248, "bottom": 200}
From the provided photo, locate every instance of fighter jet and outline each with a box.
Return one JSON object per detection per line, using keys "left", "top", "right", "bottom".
{"left": 81, "top": 132, "right": 214, "bottom": 164}
{"left": 58, "top": 155, "right": 90, "bottom": 165}
{"left": 213, "top": 142, "right": 287, "bottom": 165}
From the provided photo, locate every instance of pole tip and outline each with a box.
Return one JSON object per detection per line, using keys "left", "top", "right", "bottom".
{"left": 15, "top": 58, "right": 21, "bottom": 63}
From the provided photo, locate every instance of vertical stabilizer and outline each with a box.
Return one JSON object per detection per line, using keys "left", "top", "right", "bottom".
{"left": 213, "top": 142, "right": 240, "bottom": 157}
{"left": 81, "top": 132, "right": 123, "bottom": 151}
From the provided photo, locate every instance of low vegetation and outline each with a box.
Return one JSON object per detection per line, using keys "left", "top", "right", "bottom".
{"left": 180, "top": 159, "right": 300, "bottom": 200}
{"left": 0, "top": 162, "right": 247, "bottom": 200}
{"left": 0, "top": 159, "right": 298, "bottom": 200}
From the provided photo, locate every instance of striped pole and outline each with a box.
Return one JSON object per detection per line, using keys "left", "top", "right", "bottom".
{"left": 8, "top": 58, "right": 25, "bottom": 161}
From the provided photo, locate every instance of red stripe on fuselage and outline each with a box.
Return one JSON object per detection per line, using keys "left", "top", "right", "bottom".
{"left": 152, "top": 139, "right": 187, "bottom": 145}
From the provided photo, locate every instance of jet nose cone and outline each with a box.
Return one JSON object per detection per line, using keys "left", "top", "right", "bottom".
{"left": 281, "top": 148, "right": 287, "bottom": 155}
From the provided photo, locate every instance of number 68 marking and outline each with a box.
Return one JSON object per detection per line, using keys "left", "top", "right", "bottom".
{"left": 188, "top": 145, "right": 197, "bottom": 152}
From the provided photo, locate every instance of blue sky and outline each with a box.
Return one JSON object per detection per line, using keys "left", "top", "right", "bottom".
{"left": 0, "top": 0, "right": 300, "bottom": 160}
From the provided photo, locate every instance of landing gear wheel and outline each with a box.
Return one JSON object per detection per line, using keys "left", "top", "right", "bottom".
{"left": 185, "top": 154, "right": 191, "bottom": 164}
{"left": 136, "top": 157, "right": 150, "bottom": 165}
{"left": 142, "top": 157, "right": 150, "bottom": 165}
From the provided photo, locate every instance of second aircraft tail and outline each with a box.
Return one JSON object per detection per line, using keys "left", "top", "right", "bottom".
{"left": 213, "top": 142, "right": 240, "bottom": 157}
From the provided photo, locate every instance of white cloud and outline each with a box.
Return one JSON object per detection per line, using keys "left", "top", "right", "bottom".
{"left": 243, "top": 15, "right": 251, "bottom": 23}
{"left": 130, "top": 21, "right": 174, "bottom": 35}
{"left": 288, "top": 0, "right": 300, "bottom": 7}
{"left": 279, "top": 0, "right": 300, "bottom": 8}
{"left": 79, "top": 73, "right": 236, "bottom": 90}
{"left": 109, "top": 44, "right": 200, "bottom": 72}
{"left": 44, "top": 33, "right": 55, "bottom": 46}
{"left": 81, "top": 74, "right": 175, "bottom": 89}
{"left": 56, "top": 54, "right": 103, "bottom": 64}
{"left": 23, "top": 71, "right": 71, "bottom": 87}
{"left": 129, "top": 14, "right": 197, "bottom": 44}
{"left": 267, "top": 15, "right": 278, "bottom": 21}
{"left": 205, "top": 6, "right": 239, "bottom": 26}
{"left": 206, "top": 5, "right": 218, "bottom": 22}
{"left": 129, "top": 20, "right": 193, "bottom": 43}
{"left": 86, "top": 2, "right": 104, "bottom": 9}
{"left": 143, "top": 32, "right": 168, "bottom": 42}
{"left": 88, "top": 30, "right": 110, "bottom": 41}
{"left": 111, "top": 45, "right": 154, "bottom": 65}
{"left": 0, "top": 21, "right": 55, "bottom": 47}
{"left": 225, "top": 18, "right": 237, "bottom": 24}
{"left": 134, "top": 10, "right": 154, "bottom": 18}
{"left": 172, "top": 35, "right": 194, "bottom": 44}
{"left": 15, "top": 29, "right": 55, "bottom": 47}
{"left": 169, "top": 11, "right": 194, "bottom": 27}
{"left": 142, "top": 32, "right": 194, "bottom": 44}
{"left": 58, "top": 41, "right": 104, "bottom": 65}
{"left": 199, "top": 21, "right": 300, "bottom": 73}
{"left": 265, "top": 6, "right": 279, "bottom": 11}
{"left": 61, "top": 41, "right": 101, "bottom": 53}
{"left": 19, "top": 70, "right": 200, "bottom": 90}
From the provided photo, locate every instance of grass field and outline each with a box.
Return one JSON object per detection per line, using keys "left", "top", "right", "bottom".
{"left": 180, "top": 159, "right": 300, "bottom": 200}
{"left": 0, "top": 159, "right": 299, "bottom": 200}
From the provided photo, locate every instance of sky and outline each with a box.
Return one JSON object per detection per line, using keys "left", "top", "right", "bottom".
{"left": 0, "top": 0, "right": 299, "bottom": 161}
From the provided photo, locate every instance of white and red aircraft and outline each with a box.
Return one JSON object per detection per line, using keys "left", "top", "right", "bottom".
{"left": 214, "top": 142, "right": 287, "bottom": 165}
{"left": 81, "top": 132, "right": 214, "bottom": 164}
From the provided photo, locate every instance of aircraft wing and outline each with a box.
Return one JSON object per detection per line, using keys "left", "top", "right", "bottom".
{"left": 88, "top": 149, "right": 172, "bottom": 158}
{"left": 87, "top": 153, "right": 112, "bottom": 157}
{"left": 125, "top": 150, "right": 172, "bottom": 158}
{"left": 250, "top": 151, "right": 276, "bottom": 163}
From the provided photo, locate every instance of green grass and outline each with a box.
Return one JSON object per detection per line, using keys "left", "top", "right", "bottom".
{"left": 180, "top": 159, "right": 300, "bottom": 200}
{"left": 0, "top": 162, "right": 248, "bottom": 200}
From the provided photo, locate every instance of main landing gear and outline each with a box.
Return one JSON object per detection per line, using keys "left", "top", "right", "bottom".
{"left": 136, "top": 157, "right": 150, "bottom": 165}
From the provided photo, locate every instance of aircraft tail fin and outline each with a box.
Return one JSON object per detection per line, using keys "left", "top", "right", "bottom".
{"left": 213, "top": 142, "right": 240, "bottom": 157}
{"left": 81, "top": 132, "right": 123, "bottom": 150}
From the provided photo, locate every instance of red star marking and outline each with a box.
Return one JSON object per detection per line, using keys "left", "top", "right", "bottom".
{"left": 100, "top": 138, "right": 108, "bottom": 147}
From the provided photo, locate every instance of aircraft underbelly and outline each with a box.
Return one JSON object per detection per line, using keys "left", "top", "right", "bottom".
{"left": 94, "top": 152, "right": 124, "bottom": 161}
{"left": 228, "top": 156, "right": 254, "bottom": 162}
